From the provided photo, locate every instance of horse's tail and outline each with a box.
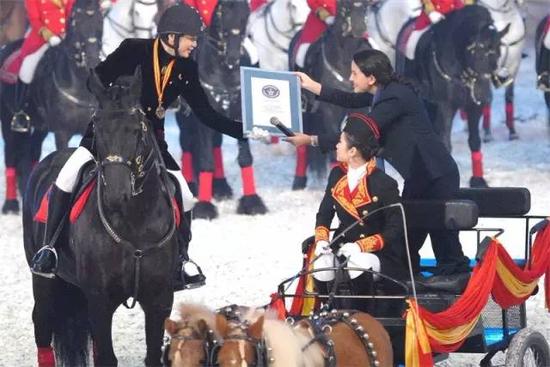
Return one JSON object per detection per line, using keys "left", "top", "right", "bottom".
{"left": 52, "top": 280, "right": 91, "bottom": 367}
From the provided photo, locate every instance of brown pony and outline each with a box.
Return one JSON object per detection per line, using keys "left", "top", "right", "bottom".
{"left": 0, "top": 0, "right": 27, "bottom": 46}
{"left": 216, "top": 308, "right": 393, "bottom": 367}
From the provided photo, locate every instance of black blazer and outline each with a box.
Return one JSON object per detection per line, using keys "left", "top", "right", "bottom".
{"left": 94, "top": 38, "right": 243, "bottom": 139}
{"left": 316, "top": 82, "right": 457, "bottom": 181}
{"left": 315, "top": 163, "right": 408, "bottom": 281}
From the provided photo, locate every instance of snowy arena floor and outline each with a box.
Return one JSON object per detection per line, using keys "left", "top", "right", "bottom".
{"left": 1, "top": 42, "right": 550, "bottom": 367}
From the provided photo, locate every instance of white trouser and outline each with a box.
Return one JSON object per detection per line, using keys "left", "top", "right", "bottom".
{"left": 544, "top": 28, "right": 550, "bottom": 49}
{"left": 295, "top": 43, "right": 311, "bottom": 68}
{"left": 19, "top": 43, "right": 50, "bottom": 84}
{"left": 56, "top": 147, "right": 195, "bottom": 212}
{"left": 243, "top": 36, "right": 259, "bottom": 65}
{"left": 405, "top": 28, "right": 429, "bottom": 60}
{"left": 312, "top": 252, "right": 381, "bottom": 281}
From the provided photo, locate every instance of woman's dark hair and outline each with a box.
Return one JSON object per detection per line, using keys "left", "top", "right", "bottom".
{"left": 352, "top": 49, "right": 418, "bottom": 93}
{"left": 343, "top": 131, "right": 379, "bottom": 162}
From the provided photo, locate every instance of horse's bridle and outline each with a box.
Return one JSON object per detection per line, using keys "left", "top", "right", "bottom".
{"left": 104, "top": 0, "right": 157, "bottom": 41}
{"left": 260, "top": 0, "right": 303, "bottom": 53}
{"left": 337, "top": 0, "right": 368, "bottom": 38}
{"left": 162, "top": 326, "right": 220, "bottom": 367}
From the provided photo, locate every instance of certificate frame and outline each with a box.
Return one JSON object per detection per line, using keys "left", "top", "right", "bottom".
{"left": 240, "top": 67, "right": 303, "bottom": 137}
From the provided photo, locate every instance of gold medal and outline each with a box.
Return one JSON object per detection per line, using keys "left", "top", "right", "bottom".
{"left": 155, "top": 105, "right": 165, "bottom": 119}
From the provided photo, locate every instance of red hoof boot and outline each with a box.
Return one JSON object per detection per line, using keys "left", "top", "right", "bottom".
{"left": 37, "top": 346, "right": 55, "bottom": 367}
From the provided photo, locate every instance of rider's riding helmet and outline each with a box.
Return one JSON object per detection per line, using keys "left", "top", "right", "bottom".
{"left": 342, "top": 112, "right": 381, "bottom": 161}
{"left": 157, "top": 4, "right": 205, "bottom": 37}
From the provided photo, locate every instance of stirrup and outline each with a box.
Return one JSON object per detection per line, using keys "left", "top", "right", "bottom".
{"left": 11, "top": 111, "right": 31, "bottom": 133}
{"left": 30, "top": 246, "right": 58, "bottom": 279}
{"left": 537, "top": 73, "right": 550, "bottom": 92}
{"left": 182, "top": 260, "right": 206, "bottom": 289}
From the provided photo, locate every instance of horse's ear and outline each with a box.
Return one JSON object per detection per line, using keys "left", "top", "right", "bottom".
{"left": 215, "top": 313, "right": 229, "bottom": 338}
{"left": 248, "top": 315, "right": 264, "bottom": 340}
{"left": 164, "top": 318, "right": 178, "bottom": 336}
{"left": 498, "top": 23, "right": 511, "bottom": 39}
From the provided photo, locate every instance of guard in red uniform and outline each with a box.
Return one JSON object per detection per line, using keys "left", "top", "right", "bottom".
{"left": 7, "top": 0, "right": 75, "bottom": 130}
{"left": 294, "top": 0, "right": 336, "bottom": 68}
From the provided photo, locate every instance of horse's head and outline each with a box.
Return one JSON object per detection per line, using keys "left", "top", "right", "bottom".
{"left": 164, "top": 318, "right": 213, "bottom": 367}
{"left": 87, "top": 68, "right": 156, "bottom": 204}
{"left": 462, "top": 22, "right": 508, "bottom": 77}
{"left": 67, "top": 0, "right": 103, "bottom": 68}
{"left": 216, "top": 313, "right": 265, "bottom": 367}
{"left": 130, "top": 0, "right": 158, "bottom": 39}
{"left": 286, "top": 0, "right": 309, "bottom": 29}
{"left": 209, "top": 0, "right": 250, "bottom": 69}
{"left": 334, "top": 0, "right": 370, "bottom": 38}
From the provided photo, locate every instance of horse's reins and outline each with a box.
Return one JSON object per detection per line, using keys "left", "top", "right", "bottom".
{"left": 95, "top": 110, "right": 177, "bottom": 309}
{"left": 260, "top": 1, "right": 302, "bottom": 53}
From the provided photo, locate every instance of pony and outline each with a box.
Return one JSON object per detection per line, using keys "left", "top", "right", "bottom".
{"left": 22, "top": 69, "right": 179, "bottom": 366}
{"left": 0, "top": 0, "right": 27, "bottom": 46}
{"left": 0, "top": 0, "right": 103, "bottom": 214}
{"left": 246, "top": 0, "right": 309, "bottom": 71}
{"left": 175, "top": 0, "right": 267, "bottom": 220}
{"left": 397, "top": 5, "right": 507, "bottom": 187}
{"left": 102, "top": 0, "right": 158, "bottom": 58}
{"left": 536, "top": 15, "right": 550, "bottom": 137}
{"left": 291, "top": 0, "right": 372, "bottom": 190}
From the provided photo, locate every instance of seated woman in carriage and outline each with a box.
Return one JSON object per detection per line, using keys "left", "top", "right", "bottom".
{"left": 311, "top": 112, "right": 409, "bottom": 313}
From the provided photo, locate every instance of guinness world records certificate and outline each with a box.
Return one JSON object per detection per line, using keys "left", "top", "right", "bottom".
{"left": 240, "top": 67, "right": 303, "bottom": 137}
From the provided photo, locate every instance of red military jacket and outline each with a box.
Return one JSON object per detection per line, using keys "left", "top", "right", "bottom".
{"left": 183, "top": 0, "right": 217, "bottom": 27}
{"left": 421, "top": 0, "right": 472, "bottom": 15}
{"left": 26, "top": 0, "right": 74, "bottom": 37}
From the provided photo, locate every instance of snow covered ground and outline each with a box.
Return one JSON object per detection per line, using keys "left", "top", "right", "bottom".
{"left": 1, "top": 33, "right": 549, "bottom": 367}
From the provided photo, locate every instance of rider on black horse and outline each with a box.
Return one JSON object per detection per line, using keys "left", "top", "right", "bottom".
{"left": 30, "top": 3, "right": 246, "bottom": 291}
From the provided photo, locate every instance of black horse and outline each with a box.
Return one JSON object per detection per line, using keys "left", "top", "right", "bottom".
{"left": 176, "top": 0, "right": 267, "bottom": 220}
{"left": 0, "top": 0, "right": 103, "bottom": 214}
{"left": 536, "top": 15, "right": 550, "bottom": 133}
{"left": 397, "top": 5, "right": 507, "bottom": 187}
{"left": 291, "top": 0, "right": 372, "bottom": 190}
{"left": 23, "top": 70, "right": 178, "bottom": 366}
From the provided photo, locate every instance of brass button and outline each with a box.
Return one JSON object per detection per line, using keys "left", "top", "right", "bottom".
{"left": 147, "top": 107, "right": 152, "bottom": 111}
{"left": 362, "top": 210, "right": 368, "bottom": 216}
{"left": 359, "top": 222, "right": 364, "bottom": 226}
{"left": 360, "top": 234, "right": 365, "bottom": 238}
{"left": 60, "top": 18, "right": 65, "bottom": 23}
{"left": 45, "top": 19, "right": 50, "bottom": 24}
{"left": 373, "top": 196, "right": 378, "bottom": 203}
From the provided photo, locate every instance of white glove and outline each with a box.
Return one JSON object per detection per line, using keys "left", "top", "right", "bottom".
{"left": 337, "top": 242, "right": 361, "bottom": 257}
{"left": 428, "top": 11, "right": 445, "bottom": 24}
{"left": 324, "top": 16, "right": 335, "bottom": 25}
{"left": 48, "top": 36, "right": 62, "bottom": 47}
{"left": 100, "top": 0, "right": 113, "bottom": 11}
{"left": 248, "top": 127, "right": 272, "bottom": 144}
{"left": 314, "top": 240, "right": 332, "bottom": 256}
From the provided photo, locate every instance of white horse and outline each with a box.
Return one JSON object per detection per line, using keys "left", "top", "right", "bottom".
{"left": 366, "top": 0, "right": 421, "bottom": 66}
{"left": 246, "top": 0, "right": 309, "bottom": 71}
{"left": 101, "top": 0, "right": 158, "bottom": 57}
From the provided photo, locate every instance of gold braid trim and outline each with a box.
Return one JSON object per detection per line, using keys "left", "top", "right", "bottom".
{"left": 357, "top": 234, "right": 384, "bottom": 252}
{"left": 315, "top": 226, "right": 330, "bottom": 243}
{"left": 422, "top": 0, "right": 435, "bottom": 13}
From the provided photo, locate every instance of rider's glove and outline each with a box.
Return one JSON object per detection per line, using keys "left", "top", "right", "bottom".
{"left": 314, "top": 240, "right": 332, "bottom": 256}
{"left": 48, "top": 35, "right": 62, "bottom": 47}
{"left": 428, "top": 10, "right": 445, "bottom": 24}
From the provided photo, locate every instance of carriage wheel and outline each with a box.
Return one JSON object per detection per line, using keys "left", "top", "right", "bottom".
{"left": 504, "top": 328, "right": 550, "bottom": 367}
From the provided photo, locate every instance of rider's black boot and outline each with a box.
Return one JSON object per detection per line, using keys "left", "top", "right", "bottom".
{"left": 537, "top": 47, "right": 550, "bottom": 91}
{"left": 173, "top": 210, "right": 206, "bottom": 291}
{"left": 30, "top": 185, "right": 72, "bottom": 278}
{"left": 11, "top": 79, "right": 32, "bottom": 133}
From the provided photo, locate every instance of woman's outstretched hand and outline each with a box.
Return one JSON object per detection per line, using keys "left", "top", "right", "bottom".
{"left": 283, "top": 133, "right": 312, "bottom": 147}
{"left": 294, "top": 72, "right": 322, "bottom": 96}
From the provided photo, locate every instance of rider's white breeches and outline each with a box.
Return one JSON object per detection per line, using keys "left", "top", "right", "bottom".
{"left": 243, "top": 36, "right": 259, "bottom": 65}
{"left": 405, "top": 28, "right": 428, "bottom": 60}
{"left": 295, "top": 43, "right": 310, "bottom": 68}
{"left": 544, "top": 28, "right": 550, "bottom": 49}
{"left": 19, "top": 43, "right": 50, "bottom": 84}
{"left": 55, "top": 147, "right": 195, "bottom": 212}
{"left": 312, "top": 252, "right": 381, "bottom": 282}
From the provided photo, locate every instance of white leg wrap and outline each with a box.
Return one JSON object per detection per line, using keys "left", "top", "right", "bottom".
{"left": 243, "top": 36, "right": 259, "bottom": 65}
{"left": 544, "top": 29, "right": 550, "bottom": 50}
{"left": 312, "top": 253, "right": 336, "bottom": 281}
{"left": 347, "top": 252, "right": 381, "bottom": 280}
{"left": 55, "top": 147, "right": 94, "bottom": 193}
{"left": 19, "top": 43, "right": 49, "bottom": 84}
{"left": 295, "top": 43, "right": 310, "bottom": 68}
{"left": 167, "top": 169, "right": 195, "bottom": 212}
{"left": 405, "top": 28, "right": 427, "bottom": 60}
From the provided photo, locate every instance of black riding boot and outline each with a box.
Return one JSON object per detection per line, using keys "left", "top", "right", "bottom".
{"left": 173, "top": 211, "right": 206, "bottom": 291}
{"left": 537, "top": 47, "right": 550, "bottom": 91}
{"left": 30, "top": 185, "right": 72, "bottom": 278}
{"left": 11, "top": 79, "right": 32, "bottom": 133}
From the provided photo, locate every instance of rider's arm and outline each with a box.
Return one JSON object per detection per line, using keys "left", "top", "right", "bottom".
{"left": 317, "top": 86, "right": 374, "bottom": 109}
{"left": 180, "top": 62, "right": 244, "bottom": 140}
{"left": 315, "top": 167, "right": 339, "bottom": 244}
{"left": 94, "top": 39, "right": 142, "bottom": 87}
{"left": 365, "top": 93, "right": 403, "bottom": 131}
{"left": 25, "top": 0, "right": 45, "bottom": 33}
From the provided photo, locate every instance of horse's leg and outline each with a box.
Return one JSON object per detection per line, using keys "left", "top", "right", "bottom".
{"left": 87, "top": 299, "right": 118, "bottom": 366}
{"left": 482, "top": 104, "right": 493, "bottom": 142}
{"left": 465, "top": 103, "right": 488, "bottom": 187}
{"left": 505, "top": 83, "right": 519, "bottom": 140}
{"left": 212, "top": 132, "right": 233, "bottom": 200}
{"left": 193, "top": 118, "right": 218, "bottom": 220}
{"left": 546, "top": 92, "right": 550, "bottom": 140}
{"left": 1, "top": 114, "right": 25, "bottom": 214}
{"left": 141, "top": 292, "right": 173, "bottom": 367}
{"left": 32, "top": 276, "right": 56, "bottom": 367}
{"left": 236, "top": 139, "right": 267, "bottom": 215}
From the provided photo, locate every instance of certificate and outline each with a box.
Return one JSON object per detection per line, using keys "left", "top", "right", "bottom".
{"left": 240, "top": 67, "right": 303, "bottom": 137}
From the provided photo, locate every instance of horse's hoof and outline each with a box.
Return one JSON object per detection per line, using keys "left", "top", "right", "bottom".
{"left": 237, "top": 194, "right": 268, "bottom": 216}
{"left": 192, "top": 201, "right": 218, "bottom": 220}
{"left": 483, "top": 129, "right": 493, "bottom": 143}
{"left": 213, "top": 178, "right": 233, "bottom": 201}
{"left": 509, "top": 131, "right": 519, "bottom": 141}
{"left": 469, "top": 176, "right": 489, "bottom": 188}
{"left": 292, "top": 176, "right": 307, "bottom": 191}
{"left": 2, "top": 199, "right": 19, "bottom": 215}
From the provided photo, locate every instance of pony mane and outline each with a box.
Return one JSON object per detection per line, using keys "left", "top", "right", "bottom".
{"left": 175, "top": 303, "right": 221, "bottom": 339}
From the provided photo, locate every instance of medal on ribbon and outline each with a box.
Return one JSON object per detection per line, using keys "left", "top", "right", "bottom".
{"left": 153, "top": 38, "right": 175, "bottom": 120}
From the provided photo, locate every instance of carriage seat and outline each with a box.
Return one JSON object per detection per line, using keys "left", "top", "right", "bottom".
{"left": 457, "top": 187, "right": 530, "bottom": 217}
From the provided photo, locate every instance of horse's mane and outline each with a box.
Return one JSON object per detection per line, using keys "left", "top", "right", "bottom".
{"left": 175, "top": 303, "right": 221, "bottom": 339}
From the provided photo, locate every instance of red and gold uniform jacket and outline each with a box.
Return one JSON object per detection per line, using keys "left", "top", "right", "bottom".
{"left": 416, "top": 0, "right": 474, "bottom": 29}
{"left": 298, "top": 0, "right": 336, "bottom": 44}
{"left": 24, "top": 0, "right": 74, "bottom": 53}
{"left": 314, "top": 161, "right": 408, "bottom": 280}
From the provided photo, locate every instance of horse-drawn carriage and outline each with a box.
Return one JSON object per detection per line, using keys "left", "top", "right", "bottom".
{"left": 162, "top": 187, "right": 550, "bottom": 367}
